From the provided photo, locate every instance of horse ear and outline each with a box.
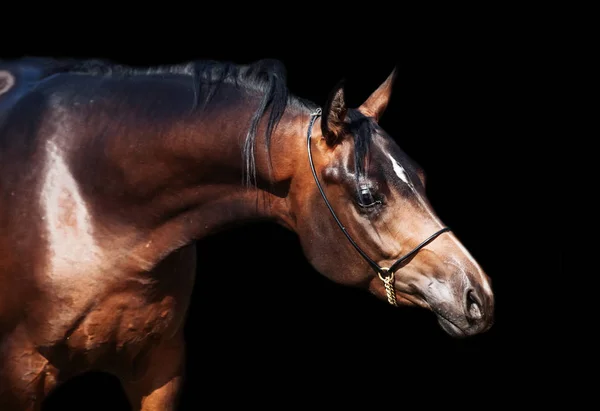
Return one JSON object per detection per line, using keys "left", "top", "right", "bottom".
{"left": 321, "top": 80, "right": 347, "bottom": 146}
{"left": 358, "top": 67, "right": 397, "bottom": 122}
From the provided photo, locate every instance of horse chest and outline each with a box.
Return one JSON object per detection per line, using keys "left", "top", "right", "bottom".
{"left": 34, "top": 250, "right": 195, "bottom": 372}
{"left": 27, "top": 141, "right": 197, "bottom": 369}
{"left": 63, "top": 290, "right": 179, "bottom": 359}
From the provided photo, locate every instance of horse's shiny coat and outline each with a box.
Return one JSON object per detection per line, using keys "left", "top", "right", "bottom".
{"left": 0, "top": 57, "right": 494, "bottom": 410}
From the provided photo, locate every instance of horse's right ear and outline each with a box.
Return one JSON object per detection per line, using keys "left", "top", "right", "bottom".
{"left": 0, "top": 71, "right": 15, "bottom": 96}
{"left": 321, "top": 80, "right": 347, "bottom": 146}
{"left": 358, "top": 67, "right": 397, "bottom": 122}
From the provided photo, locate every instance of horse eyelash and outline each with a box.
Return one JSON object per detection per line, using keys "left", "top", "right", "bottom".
{"left": 357, "top": 185, "right": 383, "bottom": 208}
{"left": 357, "top": 200, "right": 382, "bottom": 208}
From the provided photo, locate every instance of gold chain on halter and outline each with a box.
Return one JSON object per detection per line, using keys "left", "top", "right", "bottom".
{"left": 378, "top": 268, "right": 398, "bottom": 307}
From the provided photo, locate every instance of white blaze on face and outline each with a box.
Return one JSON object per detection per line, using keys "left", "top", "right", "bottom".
{"left": 387, "top": 152, "right": 440, "bottom": 221}
{"left": 388, "top": 153, "right": 411, "bottom": 187}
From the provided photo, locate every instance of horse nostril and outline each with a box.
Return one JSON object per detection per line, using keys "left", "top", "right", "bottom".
{"left": 465, "top": 289, "right": 483, "bottom": 321}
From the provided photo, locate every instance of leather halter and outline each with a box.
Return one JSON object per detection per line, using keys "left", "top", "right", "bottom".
{"left": 307, "top": 108, "right": 451, "bottom": 306}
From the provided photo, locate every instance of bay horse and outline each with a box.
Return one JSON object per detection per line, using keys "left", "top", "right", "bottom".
{"left": 0, "top": 56, "right": 494, "bottom": 410}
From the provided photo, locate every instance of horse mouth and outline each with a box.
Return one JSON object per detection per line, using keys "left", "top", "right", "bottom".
{"left": 436, "top": 315, "right": 466, "bottom": 338}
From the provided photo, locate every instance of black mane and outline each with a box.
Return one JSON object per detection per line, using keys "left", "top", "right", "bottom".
{"left": 57, "top": 58, "right": 291, "bottom": 186}
{"left": 61, "top": 57, "right": 322, "bottom": 186}
{"left": 5, "top": 56, "right": 374, "bottom": 186}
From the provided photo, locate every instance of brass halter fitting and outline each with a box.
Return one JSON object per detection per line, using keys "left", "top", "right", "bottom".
{"left": 377, "top": 268, "right": 398, "bottom": 307}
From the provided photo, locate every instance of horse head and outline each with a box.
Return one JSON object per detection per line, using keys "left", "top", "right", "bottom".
{"left": 291, "top": 70, "right": 494, "bottom": 337}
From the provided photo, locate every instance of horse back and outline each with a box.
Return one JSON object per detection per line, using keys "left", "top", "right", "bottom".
{"left": 0, "top": 57, "right": 80, "bottom": 124}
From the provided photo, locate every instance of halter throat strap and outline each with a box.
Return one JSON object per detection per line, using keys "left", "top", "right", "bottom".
{"left": 306, "top": 108, "right": 451, "bottom": 306}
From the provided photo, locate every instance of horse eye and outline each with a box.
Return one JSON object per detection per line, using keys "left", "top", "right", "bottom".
{"left": 357, "top": 186, "right": 381, "bottom": 208}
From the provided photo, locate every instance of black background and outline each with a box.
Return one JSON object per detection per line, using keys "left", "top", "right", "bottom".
{"left": 2, "top": 9, "right": 557, "bottom": 410}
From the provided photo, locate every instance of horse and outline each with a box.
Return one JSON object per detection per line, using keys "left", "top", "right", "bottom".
{"left": 0, "top": 56, "right": 494, "bottom": 410}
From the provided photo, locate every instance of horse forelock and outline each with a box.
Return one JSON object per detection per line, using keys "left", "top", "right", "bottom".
{"left": 346, "top": 109, "right": 378, "bottom": 181}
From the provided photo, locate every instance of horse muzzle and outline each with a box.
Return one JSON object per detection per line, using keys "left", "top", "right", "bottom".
{"left": 425, "top": 279, "right": 495, "bottom": 338}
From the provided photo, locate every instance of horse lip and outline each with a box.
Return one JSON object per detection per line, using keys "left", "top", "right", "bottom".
{"left": 435, "top": 313, "right": 466, "bottom": 338}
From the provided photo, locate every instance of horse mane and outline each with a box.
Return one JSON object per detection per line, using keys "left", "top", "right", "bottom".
{"left": 6, "top": 56, "right": 375, "bottom": 186}
{"left": 58, "top": 57, "right": 321, "bottom": 187}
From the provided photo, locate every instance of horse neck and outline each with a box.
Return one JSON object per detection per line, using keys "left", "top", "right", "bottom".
{"left": 86, "top": 85, "right": 312, "bottom": 267}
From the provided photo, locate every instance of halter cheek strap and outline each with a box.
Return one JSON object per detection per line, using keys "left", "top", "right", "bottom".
{"left": 307, "top": 108, "right": 451, "bottom": 307}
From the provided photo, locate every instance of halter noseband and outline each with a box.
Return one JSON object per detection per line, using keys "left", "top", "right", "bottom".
{"left": 307, "top": 108, "right": 451, "bottom": 306}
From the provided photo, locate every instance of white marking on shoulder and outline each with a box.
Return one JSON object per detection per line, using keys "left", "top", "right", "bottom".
{"left": 41, "top": 141, "right": 103, "bottom": 274}
{"left": 38, "top": 140, "right": 110, "bottom": 342}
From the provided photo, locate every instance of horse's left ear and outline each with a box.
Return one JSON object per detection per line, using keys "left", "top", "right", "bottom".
{"left": 321, "top": 80, "right": 347, "bottom": 146}
{"left": 358, "top": 67, "right": 397, "bottom": 122}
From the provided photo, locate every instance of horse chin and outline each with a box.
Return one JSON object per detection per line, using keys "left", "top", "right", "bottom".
{"left": 436, "top": 315, "right": 467, "bottom": 338}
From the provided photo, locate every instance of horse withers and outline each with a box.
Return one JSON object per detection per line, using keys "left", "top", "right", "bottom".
{"left": 0, "top": 57, "right": 494, "bottom": 410}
